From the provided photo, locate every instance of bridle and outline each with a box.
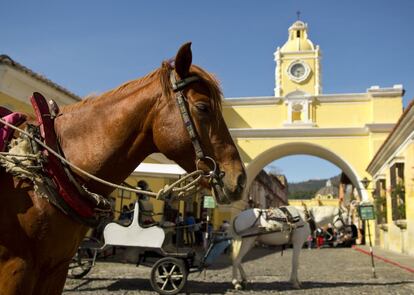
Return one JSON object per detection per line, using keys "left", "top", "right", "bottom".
{"left": 332, "top": 207, "right": 347, "bottom": 229}
{"left": 169, "top": 70, "right": 228, "bottom": 204}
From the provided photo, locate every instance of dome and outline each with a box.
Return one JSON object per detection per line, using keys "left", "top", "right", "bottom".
{"left": 315, "top": 180, "right": 338, "bottom": 199}
{"left": 280, "top": 20, "right": 315, "bottom": 52}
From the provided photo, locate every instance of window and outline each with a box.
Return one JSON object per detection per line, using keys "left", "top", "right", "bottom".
{"left": 390, "top": 163, "right": 406, "bottom": 220}
{"left": 296, "top": 30, "right": 301, "bottom": 38}
{"left": 292, "top": 103, "right": 303, "bottom": 122}
{"left": 374, "top": 179, "right": 387, "bottom": 224}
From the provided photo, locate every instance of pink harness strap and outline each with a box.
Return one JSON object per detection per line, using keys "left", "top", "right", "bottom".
{"left": 0, "top": 106, "right": 25, "bottom": 152}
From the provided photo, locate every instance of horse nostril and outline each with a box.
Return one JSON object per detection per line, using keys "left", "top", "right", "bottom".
{"left": 237, "top": 173, "right": 246, "bottom": 189}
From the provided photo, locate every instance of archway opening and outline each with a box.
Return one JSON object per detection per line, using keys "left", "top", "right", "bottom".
{"left": 267, "top": 155, "right": 341, "bottom": 200}
{"left": 244, "top": 142, "right": 368, "bottom": 208}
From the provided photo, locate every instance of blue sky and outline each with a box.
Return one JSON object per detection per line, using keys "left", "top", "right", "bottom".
{"left": 1, "top": 1, "right": 413, "bottom": 182}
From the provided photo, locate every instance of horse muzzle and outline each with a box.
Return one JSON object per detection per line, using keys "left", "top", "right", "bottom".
{"left": 213, "top": 170, "right": 246, "bottom": 205}
{"left": 197, "top": 157, "right": 246, "bottom": 205}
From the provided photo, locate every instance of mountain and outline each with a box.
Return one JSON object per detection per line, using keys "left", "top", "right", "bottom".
{"left": 288, "top": 175, "right": 340, "bottom": 199}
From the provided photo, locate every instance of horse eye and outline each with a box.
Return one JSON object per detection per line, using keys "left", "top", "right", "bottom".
{"left": 195, "top": 103, "right": 210, "bottom": 113}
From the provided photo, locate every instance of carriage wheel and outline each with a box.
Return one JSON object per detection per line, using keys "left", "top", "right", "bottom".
{"left": 68, "top": 248, "right": 94, "bottom": 279}
{"left": 150, "top": 257, "right": 188, "bottom": 295}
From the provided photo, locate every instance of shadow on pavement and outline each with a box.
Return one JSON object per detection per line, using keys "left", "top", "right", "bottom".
{"left": 91, "top": 245, "right": 283, "bottom": 271}
{"left": 64, "top": 277, "right": 413, "bottom": 294}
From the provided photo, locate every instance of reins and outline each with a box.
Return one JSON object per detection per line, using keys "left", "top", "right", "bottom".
{"left": 332, "top": 207, "right": 347, "bottom": 229}
{"left": 0, "top": 117, "right": 207, "bottom": 201}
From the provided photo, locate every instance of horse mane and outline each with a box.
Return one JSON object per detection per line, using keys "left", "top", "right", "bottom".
{"left": 159, "top": 61, "right": 223, "bottom": 115}
{"left": 62, "top": 61, "right": 223, "bottom": 116}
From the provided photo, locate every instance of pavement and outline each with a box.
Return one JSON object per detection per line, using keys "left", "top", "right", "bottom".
{"left": 63, "top": 245, "right": 414, "bottom": 294}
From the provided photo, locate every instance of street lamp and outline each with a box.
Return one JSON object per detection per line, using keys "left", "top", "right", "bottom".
{"left": 361, "top": 177, "right": 371, "bottom": 189}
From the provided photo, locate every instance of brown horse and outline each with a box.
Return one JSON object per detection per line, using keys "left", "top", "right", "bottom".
{"left": 0, "top": 43, "right": 246, "bottom": 295}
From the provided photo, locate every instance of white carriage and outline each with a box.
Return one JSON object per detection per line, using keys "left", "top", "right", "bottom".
{"left": 68, "top": 202, "right": 231, "bottom": 295}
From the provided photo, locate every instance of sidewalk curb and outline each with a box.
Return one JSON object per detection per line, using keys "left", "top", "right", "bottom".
{"left": 352, "top": 246, "right": 414, "bottom": 273}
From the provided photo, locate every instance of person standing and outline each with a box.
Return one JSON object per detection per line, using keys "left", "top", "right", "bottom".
{"left": 184, "top": 213, "right": 196, "bottom": 246}
{"left": 307, "top": 234, "right": 313, "bottom": 249}
{"left": 175, "top": 213, "right": 184, "bottom": 247}
{"left": 219, "top": 220, "right": 230, "bottom": 235}
{"left": 315, "top": 228, "right": 324, "bottom": 249}
{"left": 194, "top": 218, "right": 202, "bottom": 246}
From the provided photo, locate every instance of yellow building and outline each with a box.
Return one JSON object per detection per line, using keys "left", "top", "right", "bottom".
{"left": 221, "top": 20, "right": 404, "bottom": 240}
{"left": 367, "top": 100, "right": 414, "bottom": 255}
{"left": 0, "top": 55, "right": 81, "bottom": 112}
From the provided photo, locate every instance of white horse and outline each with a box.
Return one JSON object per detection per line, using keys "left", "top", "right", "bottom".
{"left": 230, "top": 205, "right": 348, "bottom": 290}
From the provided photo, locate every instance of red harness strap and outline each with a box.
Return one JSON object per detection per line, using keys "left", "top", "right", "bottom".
{"left": 30, "top": 92, "right": 95, "bottom": 219}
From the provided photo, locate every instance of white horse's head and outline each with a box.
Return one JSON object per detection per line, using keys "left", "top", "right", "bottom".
{"left": 309, "top": 205, "right": 349, "bottom": 230}
{"left": 332, "top": 205, "right": 349, "bottom": 230}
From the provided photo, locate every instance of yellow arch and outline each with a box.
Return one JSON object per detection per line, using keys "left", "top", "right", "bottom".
{"left": 245, "top": 142, "right": 368, "bottom": 201}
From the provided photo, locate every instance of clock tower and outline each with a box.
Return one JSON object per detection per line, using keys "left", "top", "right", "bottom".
{"left": 274, "top": 20, "right": 321, "bottom": 97}
{"left": 274, "top": 20, "right": 321, "bottom": 126}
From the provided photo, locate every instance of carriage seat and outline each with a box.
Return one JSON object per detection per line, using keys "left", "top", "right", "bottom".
{"left": 103, "top": 202, "right": 165, "bottom": 248}
{"left": 0, "top": 106, "right": 26, "bottom": 152}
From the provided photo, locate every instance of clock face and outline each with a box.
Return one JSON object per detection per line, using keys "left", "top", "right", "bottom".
{"left": 287, "top": 61, "right": 310, "bottom": 82}
{"left": 290, "top": 63, "right": 306, "bottom": 78}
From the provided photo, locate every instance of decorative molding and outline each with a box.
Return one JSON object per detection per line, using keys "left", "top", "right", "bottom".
{"left": 280, "top": 51, "right": 317, "bottom": 56}
{"left": 367, "top": 105, "right": 414, "bottom": 175}
{"left": 388, "top": 156, "right": 405, "bottom": 169}
{"left": 365, "top": 123, "right": 395, "bottom": 133}
{"left": 373, "top": 174, "right": 386, "bottom": 182}
{"left": 223, "top": 92, "right": 373, "bottom": 106}
{"left": 316, "top": 93, "right": 369, "bottom": 102}
{"left": 367, "top": 85, "right": 404, "bottom": 98}
{"left": 379, "top": 224, "right": 388, "bottom": 231}
{"left": 282, "top": 121, "right": 317, "bottom": 127}
{"left": 223, "top": 97, "right": 281, "bottom": 106}
{"left": 394, "top": 219, "right": 407, "bottom": 230}
{"left": 229, "top": 127, "right": 370, "bottom": 138}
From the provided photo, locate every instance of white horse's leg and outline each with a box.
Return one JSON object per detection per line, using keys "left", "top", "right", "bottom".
{"left": 289, "top": 226, "right": 309, "bottom": 289}
{"left": 231, "top": 236, "right": 255, "bottom": 290}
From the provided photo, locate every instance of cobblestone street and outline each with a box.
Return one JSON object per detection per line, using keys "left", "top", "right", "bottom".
{"left": 63, "top": 246, "right": 414, "bottom": 294}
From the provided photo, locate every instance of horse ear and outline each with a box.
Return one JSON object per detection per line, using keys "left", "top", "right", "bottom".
{"left": 175, "top": 42, "right": 192, "bottom": 78}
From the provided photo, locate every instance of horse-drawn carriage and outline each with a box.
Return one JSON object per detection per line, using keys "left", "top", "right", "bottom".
{"left": 68, "top": 202, "right": 350, "bottom": 292}
{"left": 68, "top": 202, "right": 231, "bottom": 295}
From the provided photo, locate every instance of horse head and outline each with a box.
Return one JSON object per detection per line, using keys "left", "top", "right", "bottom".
{"left": 332, "top": 205, "right": 349, "bottom": 230}
{"left": 152, "top": 43, "right": 246, "bottom": 204}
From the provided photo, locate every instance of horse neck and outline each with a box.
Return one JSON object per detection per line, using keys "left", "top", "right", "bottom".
{"left": 55, "top": 77, "right": 161, "bottom": 195}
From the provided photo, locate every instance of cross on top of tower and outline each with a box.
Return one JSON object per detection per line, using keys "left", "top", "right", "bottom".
{"left": 296, "top": 10, "right": 301, "bottom": 20}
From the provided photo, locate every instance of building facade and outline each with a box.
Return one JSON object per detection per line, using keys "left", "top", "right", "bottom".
{"left": 367, "top": 100, "right": 414, "bottom": 255}
{"left": 247, "top": 170, "right": 288, "bottom": 209}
